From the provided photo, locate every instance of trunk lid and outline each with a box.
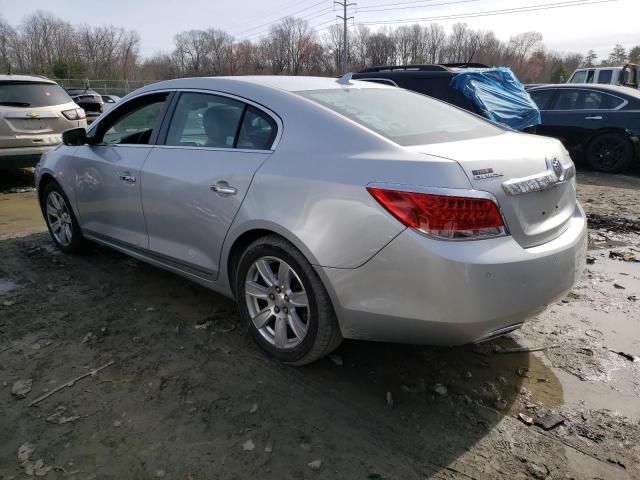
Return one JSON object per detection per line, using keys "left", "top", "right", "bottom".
{"left": 408, "top": 131, "right": 577, "bottom": 248}
{"left": 0, "top": 105, "right": 71, "bottom": 148}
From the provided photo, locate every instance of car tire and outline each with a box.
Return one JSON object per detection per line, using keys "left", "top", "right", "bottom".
{"left": 235, "top": 235, "right": 342, "bottom": 365}
{"left": 586, "top": 133, "right": 634, "bottom": 173}
{"left": 42, "top": 181, "right": 86, "bottom": 253}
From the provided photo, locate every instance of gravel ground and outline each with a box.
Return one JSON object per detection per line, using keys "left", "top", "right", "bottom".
{"left": 0, "top": 169, "right": 639, "bottom": 479}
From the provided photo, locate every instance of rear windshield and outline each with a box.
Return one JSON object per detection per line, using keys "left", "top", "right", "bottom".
{"left": 297, "top": 88, "right": 502, "bottom": 146}
{"left": 0, "top": 81, "right": 71, "bottom": 107}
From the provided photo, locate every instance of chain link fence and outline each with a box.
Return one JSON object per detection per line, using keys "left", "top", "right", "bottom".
{"left": 52, "top": 78, "right": 157, "bottom": 97}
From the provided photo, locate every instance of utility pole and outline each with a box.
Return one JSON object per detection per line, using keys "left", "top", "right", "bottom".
{"left": 334, "top": 0, "right": 355, "bottom": 74}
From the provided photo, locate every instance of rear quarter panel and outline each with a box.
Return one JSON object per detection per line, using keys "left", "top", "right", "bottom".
{"left": 221, "top": 96, "right": 472, "bottom": 275}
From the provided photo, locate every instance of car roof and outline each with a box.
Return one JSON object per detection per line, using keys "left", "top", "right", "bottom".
{"left": 0, "top": 74, "right": 56, "bottom": 84}
{"left": 528, "top": 83, "right": 640, "bottom": 98}
{"left": 141, "top": 75, "right": 388, "bottom": 94}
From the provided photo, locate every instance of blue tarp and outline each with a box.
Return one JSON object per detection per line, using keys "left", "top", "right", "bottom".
{"left": 450, "top": 67, "right": 541, "bottom": 131}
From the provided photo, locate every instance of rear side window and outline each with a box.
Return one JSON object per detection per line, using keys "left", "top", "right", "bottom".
{"left": 298, "top": 88, "right": 502, "bottom": 146}
{"left": 0, "top": 81, "right": 71, "bottom": 107}
{"left": 529, "top": 89, "right": 554, "bottom": 110}
{"left": 551, "top": 89, "right": 623, "bottom": 110}
{"left": 597, "top": 70, "right": 613, "bottom": 84}
{"left": 236, "top": 106, "right": 277, "bottom": 150}
{"left": 165, "top": 92, "right": 278, "bottom": 150}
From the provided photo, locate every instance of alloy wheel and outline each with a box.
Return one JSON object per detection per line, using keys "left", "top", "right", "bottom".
{"left": 591, "top": 136, "right": 626, "bottom": 171}
{"left": 244, "top": 256, "right": 310, "bottom": 350}
{"left": 46, "top": 191, "right": 73, "bottom": 247}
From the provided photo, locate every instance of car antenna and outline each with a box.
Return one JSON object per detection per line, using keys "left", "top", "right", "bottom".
{"left": 336, "top": 72, "right": 353, "bottom": 85}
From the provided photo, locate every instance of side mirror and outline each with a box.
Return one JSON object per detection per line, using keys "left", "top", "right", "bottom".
{"left": 62, "top": 127, "right": 88, "bottom": 146}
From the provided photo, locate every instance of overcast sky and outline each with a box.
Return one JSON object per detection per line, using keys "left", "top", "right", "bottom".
{"left": 1, "top": 0, "right": 638, "bottom": 60}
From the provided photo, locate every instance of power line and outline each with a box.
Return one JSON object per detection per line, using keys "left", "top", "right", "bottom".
{"left": 358, "top": 0, "right": 481, "bottom": 13}
{"left": 359, "top": 0, "right": 618, "bottom": 25}
{"left": 232, "top": 0, "right": 328, "bottom": 37}
{"left": 226, "top": 0, "right": 319, "bottom": 31}
{"left": 237, "top": 6, "right": 335, "bottom": 41}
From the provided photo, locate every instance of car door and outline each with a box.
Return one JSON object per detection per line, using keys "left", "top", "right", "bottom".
{"left": 140, "top": 91, "right": 278, "bottom": 278}
{"left": 534, "top": 88, "right": 606, "bottom": 149}
{"left": 72, "top": 92, "right": 172, "bottom": 248}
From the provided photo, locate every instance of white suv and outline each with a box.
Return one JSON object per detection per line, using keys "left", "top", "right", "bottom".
{"left": 568, "top": 65, "right": 638, "bottom": 87}
{"left": 0, "top": 75, "right": 87, "bottom": 169}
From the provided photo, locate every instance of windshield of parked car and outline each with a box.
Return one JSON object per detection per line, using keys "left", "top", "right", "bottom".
{"left": 0, "top": 81, "right": 71, "bottom": 107}
{"left": 298, "top": 87, "right": 503, "bottom": 146}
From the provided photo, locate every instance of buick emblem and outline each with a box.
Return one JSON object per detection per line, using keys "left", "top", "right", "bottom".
{"left": 549, "top": 156, "right": 564, "bottom": 181}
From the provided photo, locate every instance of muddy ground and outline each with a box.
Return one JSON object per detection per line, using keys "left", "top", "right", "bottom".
{"left": 0, "top": 169, "right": 639, "bottom": 480}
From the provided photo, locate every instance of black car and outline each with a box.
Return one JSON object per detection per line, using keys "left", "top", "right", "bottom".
{"left": 353, "top": 63, "right": 488, "bottom": 116}
{"left": 352, "top": 63, "right": 540, "bottom": 132}
{"left": 527, "top": 84, "right": 640, "bottom": 173}
{"left": 66, "top": 88, "right": 104, "bottom": 118}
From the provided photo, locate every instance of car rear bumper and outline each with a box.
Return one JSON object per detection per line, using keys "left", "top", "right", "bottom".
{"left": 0, "top": 145, "right": 56, "bottom": 168}
{"left": 320, "top": 203, "right": 587, "bottom": 345}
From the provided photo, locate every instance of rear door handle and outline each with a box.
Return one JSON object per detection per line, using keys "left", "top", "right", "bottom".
{"left": 210, "top": 182, "right": 237, "bottom": 195}
{"left": 119, "top": 172, "right": 136, "bottom": 184}
{"left": 584, "top": 116, "right": 603, "bottom": 120}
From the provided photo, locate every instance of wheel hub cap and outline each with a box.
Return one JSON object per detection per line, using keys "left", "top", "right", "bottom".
{"left": 45, "top": 191, "right": 73, "bottom": 247}
{"left": 244, "top": 256, "right": 310, "bottom": 350}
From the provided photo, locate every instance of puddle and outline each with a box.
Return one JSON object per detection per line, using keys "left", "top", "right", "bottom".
{"left": 0, "top": 192, "right": 46, "bottom": 239}
{"left": 0, "top": 279, "right": 18, "bottom": 295}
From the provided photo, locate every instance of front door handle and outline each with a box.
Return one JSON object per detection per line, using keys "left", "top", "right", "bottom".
{"left": 119, "top": 172, "right": 136, "bottom": 184}
{"left": 584, "top": 116, "right": 603, "bottom": 120}
{"left": 210, "top": 182, "right": 237, "bottom": 195}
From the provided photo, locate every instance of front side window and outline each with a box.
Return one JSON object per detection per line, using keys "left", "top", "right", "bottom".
{"left": 98, "top": 95, "right": 167, "bottom": 145}
{"left": 165, "top": 92, "right": 278, "bottom": 150}
{"left": 569, "top": 70, "right": 587, "bottom": 83}
{"left": 0, "top": 81, "right": 71, "bottom": 107}
{"left": 551, "top": 89, "right": 621, "bottom": 110}
{"left": 586, "top": 70, "right": 595, "bottom": 83}
{"left": 297, "top": 88, "right": 502, "bottom": 146}
{"left": 597, "top": 70, "right": 613, "bottom": 84}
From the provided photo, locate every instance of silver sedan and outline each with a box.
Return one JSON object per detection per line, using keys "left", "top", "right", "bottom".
{"left": 35, "top": 76, "right": 587, "bottom": 365}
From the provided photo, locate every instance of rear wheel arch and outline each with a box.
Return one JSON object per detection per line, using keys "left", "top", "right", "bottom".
{"left": 37, "top": 173, "right": 58, "bottom": 208}
{"left": 226, "top": 227, "right": 322, "bottom": 295}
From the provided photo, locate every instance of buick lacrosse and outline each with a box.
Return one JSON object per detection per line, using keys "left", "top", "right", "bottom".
{"left": 35, "top": 76, "right": 587, "bottom": 365}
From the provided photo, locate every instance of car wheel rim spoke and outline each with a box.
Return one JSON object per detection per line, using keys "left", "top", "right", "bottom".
{"left": 245, "top": 255, "right": 310, "bottom": 350}
{"left": 289, "top": 291, "right": 308, "bottom": 307}
{"left": 287, "top": 310, "right": 307, "bottom": 340}
{"left": 245, "top": 281, "right": 269, "bottom": 299}
{"left": 277, "top": 261, "right": 292, "bottom": 290}
{"left": 273, "top": 317, "right": 288, "bottom": 348}
{"left": 252, "top": 308, "right": 273, "bottom": 329}
{"left": 255, "top": 259, "right": 277, "bottom": 287}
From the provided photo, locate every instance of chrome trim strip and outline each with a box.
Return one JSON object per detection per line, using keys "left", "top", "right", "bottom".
{"left": 502, "top": 157, "right": 576, "bottom": 196}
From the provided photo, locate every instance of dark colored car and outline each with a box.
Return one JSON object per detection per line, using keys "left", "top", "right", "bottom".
{"left": 353, "top": 63, "right": 488, "bottom": 116}
{"left": 66, "top": 88, "right": 104, "bottom": 119}
{"left": 352, "top": 63, "right": 540, "bottom": 131}
{"left": 527, "top": 84, "right": 640, "bottom": 173}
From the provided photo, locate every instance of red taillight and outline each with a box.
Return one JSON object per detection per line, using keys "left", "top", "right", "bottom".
{"left": 62, "top": 108, "right": 86, "bottom": 120}
{"left": 367, "top": 187, "right": 506, "bottom": 240}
